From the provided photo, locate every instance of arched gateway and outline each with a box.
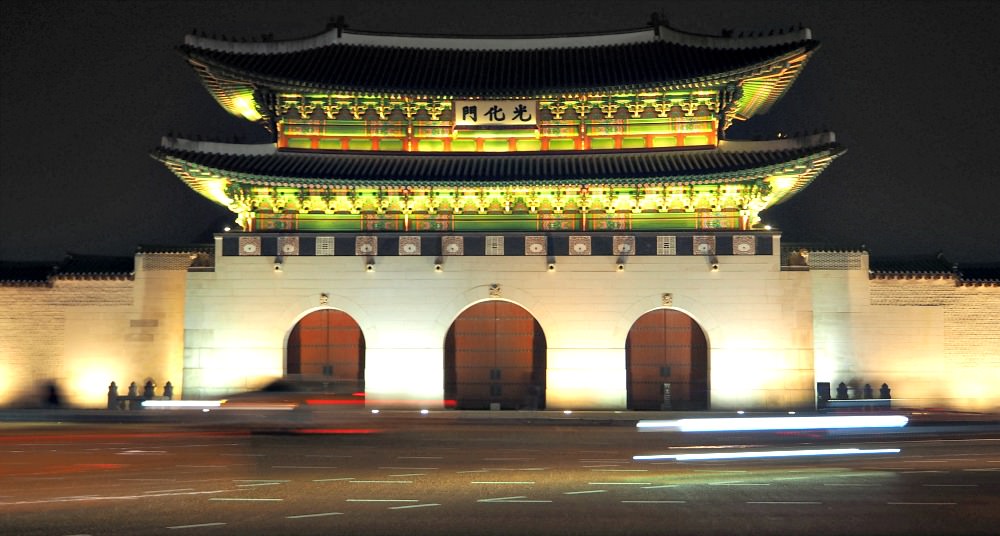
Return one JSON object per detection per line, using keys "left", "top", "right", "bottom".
{"left": 445, "top": 301, "right": 546, "bottom": 410}
{"left": 286, "top": 309, "right": 365, "bottom": 389}
{"left": 626, "top": 309, "right": 709, "bottom": 410}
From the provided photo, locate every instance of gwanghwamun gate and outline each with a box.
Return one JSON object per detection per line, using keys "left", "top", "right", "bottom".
{"left": 2, "top": 18, "right": 998, "bottom": 412}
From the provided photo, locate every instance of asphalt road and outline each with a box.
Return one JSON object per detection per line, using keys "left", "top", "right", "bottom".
{"left": 2, "top": 415, "right": 999, "bottom": 535}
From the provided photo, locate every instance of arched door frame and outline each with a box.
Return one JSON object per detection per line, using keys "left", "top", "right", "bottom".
{"left": 283, "top": 306, "right": 366, "bottom": 384}
{"left": 444, "top": 298, "right": 547, "bottom": 410}
{"left": 624, "top": 306, "right": 710, "bottom": 410}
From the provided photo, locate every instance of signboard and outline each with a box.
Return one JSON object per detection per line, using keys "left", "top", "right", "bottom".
{"left": 454, "top": 100, "right": 537, "bottom": 127}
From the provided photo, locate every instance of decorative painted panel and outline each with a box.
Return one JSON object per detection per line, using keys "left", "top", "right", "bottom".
{"left": 693, "top": 236, "right": 716, "bottom": 255}
{"left": 569, "top": 236, "right": 592, "bottom": 256}
{"left": 355, "top": 236, "right": 377, "bottom": 256}
{"left": 525, "top": 236, "right": 547, "bottom": 256}
{"left": 278, "top": 236, "right": 300, "bottom": 256}
{"left": 656, "top": 236, "right": 677, "bottom": 256}
{"left": 238, "top": 236, "right": 261, "bottom": 256}
{"left": 486, "top": 236, "right": 505, "bottom": 256}
{"left": 613, "top": 235, "right": 636, "bottom": 256}
{"left": 733, "top": 235, "right": 755, "bottom": 255}
{"left": 315, "top": 236, "right": 335, "bottom": 256}
{"left": 442, "top": 236, "right": 464, "bottom": 256}
{"left": 399, "top": 236, "right": 421, "bottom": 256}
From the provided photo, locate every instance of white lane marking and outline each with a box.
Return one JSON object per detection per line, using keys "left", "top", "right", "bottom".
{"left": 694, "top": 469, "right": 748, "bottom": 473}
{"left": 888, "top": 502, "right": 957, "bottom": 505}
{"left": 622, "top": 500, "right": 686, "bottom": 504}
{"left": 350, "top": 480, "right": 413, "bottom": 484}
{"left": 143, "top": 489, "right": 195, "bottom": 494}
{"left": 484, "top": 457, "right": 533, "bottom": 461}
{"left": 489, "top": 467, "right": 549, "bottom": 471}
{"left": 233, "top": 479, "right": 290, "bottom": 483}
{"left": 963, "top": 468, "right": 1000, "bottom": 472}
{"left": 305, "top": 454, "right": 352, "bottom": 458}
{"left": 748, "top": 501, "right": 822, "bottom": 505}
{"left": 588, "top": 482, "right": 651, "bottom": 486}
{"left": 390, "top": 503, "right": 441, "bottom": 510}
{"left": 313, "top": 478, "right": 354, "bottom": 482}
{"left": 478, "top": 496, "right": 552, "bottom": 503}
{"left": 824, "top": 483, "right": 880, "bottom": 487}
{"left": 346, "top": 499, "right": 418, "bottom": 503}
{"left": 398, "top": 456, "right": 443, "bottom": 459}
{"left": 120, "top": 478, "right": 176, "bottom": 482}
{"left": 591, "top": 469, "right": 648, "bottom": 472}
{"left": 901, "top": 470, "right": 946, "bottom": 474}
{"left": 773, "top": 477, "right": 809, "bottom": 481}
{"left": 389, "top": 473, "right": 425, "bottom": 477}
{"left": 582, "top": 464, "right": 621, "bottom": 468}
{"left": 564, "top": 490, "right": 606, "bottom": 495}
{"left": 471, "top": 481, "right": 535, "bottom": 485}
{"left": 708, "top": 481, "right": 769, "bottom": 486}
{"left": 118, "top": 450, "right": 167, "bottom": 455}
{"left": 272, "top": 466, "right": 337, "bottom": 469}
{"left": 379, "top": 467, "right": 439, "bottom": 470}
{"left": 287, "top": 512, "right": 343, "bottom": 519}
{"left": 166, "top": 522, "right": 226, "bottom": 530}
{"left": 209, "top": 498, "right": 283, "bottom": 502}
{"left": 220, "top": 453, "right": 265, "bottom": 457}
{"left": 457, "top": 470, "right": 489, "bottom": 473}
{"left": 923, "top": 484, "right": 978, "bottom": 487}
{"left": 176, "top": 465, "right": 226, "bottom": 468}
{"left": 236, "top": 482, "right": 282, "bottom": 487}
{"left": 641, "top": 485, "right": 679, "bottom": 489}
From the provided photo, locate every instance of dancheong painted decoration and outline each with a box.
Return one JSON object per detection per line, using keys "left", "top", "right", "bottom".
{"left": 154, "top": 17, "right": 844, "bottom": 233}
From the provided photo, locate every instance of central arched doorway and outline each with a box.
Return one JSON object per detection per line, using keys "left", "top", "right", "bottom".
{"left": 286, "top": 309, "right": 365, "bottom": 390}
{"left": 626, "top": 309, "right": 708, "bottom": 410}
{"left": 445, "top": 301, "right": 546, "bottom": 410}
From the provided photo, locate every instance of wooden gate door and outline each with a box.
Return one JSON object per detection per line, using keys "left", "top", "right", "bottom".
{"left": 445, "top": 301, "right": 545, "bottom": 410}
{"left": 626, "top": 309, "right": 708, "bottom": 410}
{"left": 287, "top": 309, "right": 365, "bottom": 388}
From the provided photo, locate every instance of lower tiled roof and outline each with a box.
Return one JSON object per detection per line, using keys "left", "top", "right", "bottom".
{"left": 153, "top": 134, "right": 843, "bottom": 188}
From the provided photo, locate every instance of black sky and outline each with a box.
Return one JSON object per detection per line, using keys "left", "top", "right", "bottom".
{"left": 2, "top": 0, "right": 998, "bottom": 263}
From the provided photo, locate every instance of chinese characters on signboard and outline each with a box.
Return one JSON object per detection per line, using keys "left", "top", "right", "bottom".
{"left": 454, "top": 100, "right": 538, "bottom": 127}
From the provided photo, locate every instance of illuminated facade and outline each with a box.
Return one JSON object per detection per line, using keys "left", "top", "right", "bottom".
{"left": 1, "top": 20, "right": 997, "bottom": 411}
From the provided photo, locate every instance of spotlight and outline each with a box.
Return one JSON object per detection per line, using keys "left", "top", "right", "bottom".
{"left": 273, "top": 256, "right": 283, "bottom": 272}
{"left": 365, "top": 262, "right": 375, "bottom": 272}
{"left": 434, "top": 264, "right": 443, "bottom": 272}
{"left": 616, "top": 263, "right": 625, "bottom": 272}
{"left": 711, "top": 263, "right": 719, "bottom": 272}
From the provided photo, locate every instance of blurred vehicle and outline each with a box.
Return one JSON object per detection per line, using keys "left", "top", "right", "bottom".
{"left": 220, "top": 379, "right": 365, "bottom": 411}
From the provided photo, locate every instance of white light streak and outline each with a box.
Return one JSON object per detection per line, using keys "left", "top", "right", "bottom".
{"left": 633, "top": 447, "right": 902, "bottom": 462}
{"left": 140, "top": 400, "right": 222, "bottom": 409}
{"left": 637, "top": 415, "right": 908, "bottom": 432}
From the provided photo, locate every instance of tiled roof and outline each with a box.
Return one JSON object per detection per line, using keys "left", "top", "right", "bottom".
{"left": 0, "top": 261, "right": 58, "bottom": 285}
{"left": 54, "top": 254, "right": 134, "bottom": 279}
{"left": 869, "top": 254, "right": 956, "bottom": 278}
{"left": 956, "top": 263, "right": 1000, "bottom": 284}
{"left": 181, "top": 24, "right": 816, "bottom": 98}
{"left": 153, "top": 133, "right": 843, "bottom": 189}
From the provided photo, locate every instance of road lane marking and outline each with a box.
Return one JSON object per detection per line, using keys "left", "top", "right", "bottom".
{"left": 641, "top": 485, "right": 679, "bottom": 489}
{"left": 287, "top": 512, "right": 343, "bottom": 519}
{"left": 347, "top": 499, "right": 418, "bottom": 502}
{"left": 747, "top": 501, "right": 821, "bottom": 505}
{"left": 588, "top": 482, "right": 651, "bottom": 486}
{"left": 457, "top": 470, "right": 490, "bottom": 473}
{"left": 380, "top": 467, "right": 439, "bottom": 470}
{"left": 313, "top": 478, "right": 354, "bottom": 482}
{"left": 484, "top": 457, "right": 533, "bottom": 461}
{"left": 143, "top": 489, "right": 195, "bottom": 494}
{"left": 478, "top": 496, "right": 552, "bottom": 503}
{"left": 901, "top": 470, "right": 946, "bottom": 474}
{"left": 591, "top": 469, "right": 648, "bottom": 472}
{"left": 565, "top": 490, "right": 606, "bottom": 494}
{"left": 166, "top": 522, "right": 226, "bottom": 530}
{"left": 236, "top": 482, "right": 282, "bottom": 487}
{"left": 709, "top": 481, "right": 769, "bottom": 486}
{"left": 350, "top": 480, "right": 413, "bottom": 484}
{"left": 398, "top": 456, "right": 443, "bottom": 459}
{"left": 233, "top": 479, "right": 290, "bottom": 483}
{"left": 622, "top": 500, "right": 686, "bottom": 504}
{"left": 272, "top": 465, "right": 338, "bottom": 469}
{"left": 390, "top": 503, "right": 441, "bottom": 510}
{"left": 209, "top": 498, "right": 282, "bottom": 502}
{"left": 390, "top": 473, "right": 425, "bottom": 477}
{"left": 824, "top": 483, "right": 880, "bottom": 487}
{"left": 472, "top": 481, "right": 535, "bottom": 484}
{"left": 923, "top": 484, "right": 977, "bottom": 487}
{"left": 773, "top": 477, "right": 809, "bottom": 481}
{"left": 888, "top": 502, "right": 957, "bottom": 505}
{"left": 582, "top": 464, "right": 621, "bottom": 468}
{"left": 963, "top": 468, "right": 1000, "bottom": 472}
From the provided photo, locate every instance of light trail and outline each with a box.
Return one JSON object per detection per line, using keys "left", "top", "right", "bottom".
{"left": 634, "top": 447, "right": 901, "bottom": 462}
{"left": 637, "top": 415, "right": 908, "bottom": 432}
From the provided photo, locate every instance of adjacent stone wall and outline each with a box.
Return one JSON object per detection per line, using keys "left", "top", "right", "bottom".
{"left": 812, "top": 252, "right": 1000, "bottom": 412}
{"left": 0, "top": 254, "right": 192, "bottom": 408}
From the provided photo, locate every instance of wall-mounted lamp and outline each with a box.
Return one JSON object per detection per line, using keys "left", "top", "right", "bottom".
{"left": 273, "top": 256, "right": 283, "bottom": 272}
{"left": 434, "top": 256, "right": 443, "bottom": 272}
{"left": 365, "top": 260, "right": 375, "bottom": 272}
{"left": 616, "top": 263, "right": 626, "bottom": 272}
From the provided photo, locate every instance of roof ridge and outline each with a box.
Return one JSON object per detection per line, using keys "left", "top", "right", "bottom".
{"left": 183, "top": 20, "right": 812, "bottom": 55}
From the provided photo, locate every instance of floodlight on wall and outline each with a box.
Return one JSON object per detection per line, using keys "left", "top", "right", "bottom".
{"left": 616, "top": 263, "right": 626, "bottom": 272}
{"left": 709, "top": 255, "right": 720, "bottom": 272}
{"left": 274, "top": 256, "right": 283, "bottom": 272}
{"left": 365, "top": 260, "right": 375, "bottom": 272}
{"left": 434, "top": 256, "right": 443, "bottom": 272}
{"left": 547, "top": 261, "right": 556, "bottom": 272}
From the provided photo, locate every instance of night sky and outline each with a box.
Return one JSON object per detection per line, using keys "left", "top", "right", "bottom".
{"left": 2, "top": 0, "right": 998, "bottom": 263}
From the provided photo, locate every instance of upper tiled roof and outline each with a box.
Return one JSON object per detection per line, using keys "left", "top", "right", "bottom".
{"left": 153, "top": 133, "right": 843, "bottom": 190}
{"left": 55, "top": 254, "right": 134, "bottom": 279}
{"left": 869, "top": 254, "right": 956, "bottom": 278}
{"left": 181, "top": 23, "right": 816, "bottom": 99}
